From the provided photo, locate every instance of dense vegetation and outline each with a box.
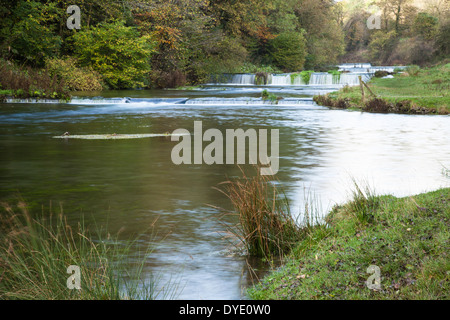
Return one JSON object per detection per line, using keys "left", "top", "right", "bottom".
{"left": 0, "top": 0, "right": 448, "bottom": 92}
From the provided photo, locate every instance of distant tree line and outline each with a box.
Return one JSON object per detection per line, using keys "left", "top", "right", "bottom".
{"left": 0, "top": 0, "right": 447, "bottom": 90}
{"left": 341, "top": 0, "right": 449, "bottom": 66}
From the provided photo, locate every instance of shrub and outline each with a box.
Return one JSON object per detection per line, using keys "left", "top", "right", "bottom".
{"left": 72, "top": 21, "right": 157, "bottom": 89}
{"left": 374, "top": 71, "right": 389, "bottom": 78}
{"left": 0, "top": 59, "right": 69, "bottom": 100}
{"left": 388, "top": 37, "right": 435, "bottom": 66}
{"left": 45, "top": 57, "right": 104, "bottom": 91}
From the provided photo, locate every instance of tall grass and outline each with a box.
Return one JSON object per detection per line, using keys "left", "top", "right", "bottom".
{"left": 216, "top": 168, "right": 304, "bottom": 258}
{"left": 0, "top": 202, "right": 163, "bottom": 300}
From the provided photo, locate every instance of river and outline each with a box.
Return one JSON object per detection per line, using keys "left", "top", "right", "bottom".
{"left": 0, "top": 75, "right": 449, "bottom": 299}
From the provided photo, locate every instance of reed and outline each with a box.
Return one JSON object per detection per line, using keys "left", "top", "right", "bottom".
{"left": 0, "top": 202, "right": 161, "bottom": 300}
{"left": 217, "top": 168, "right": 303, "bottom": 258}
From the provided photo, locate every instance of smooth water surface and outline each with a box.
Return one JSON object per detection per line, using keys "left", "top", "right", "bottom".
{"left": 1, "top": 85, "right": 449, "bottom": 299}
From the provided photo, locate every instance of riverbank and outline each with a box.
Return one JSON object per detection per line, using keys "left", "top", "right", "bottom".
{"left": 248, "top": 187, "right": 450, "bottom": 300}
{"left": 313, "top": 63, "right": 450, "bottom": 115}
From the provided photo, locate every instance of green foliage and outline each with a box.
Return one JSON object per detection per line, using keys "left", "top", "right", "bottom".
{"left": 405, "top": 65, "right": 420, "bottom": 76}
{"left": 45, "top": 57, "right": 104, "bottom": 91}
{"left": 261, "top": 89, "right": 280, "bottom": 103}
{"left": 72, "top": 21, "right": 156, "bottom": 89}
{"left": 413, "top": 13, "right": 439, "bottom": 40}
{"left": 1, "top": 1, "right": 61, "bottom": 67}
{"left": 201, "top": 37, "right": 249, "bottom": 75}
{"left": 268, "top": 31, "right": 307, "bottom": 72}
{"left": 328, "top": 70, "right": 342, "bottom": 82}
{"left": 237, "top": 63, "right": 281, "bottom": 74}
{"left": 368, "top": 30, "right": 398, "bottom": 64}
{"left": 300, "top": 70, "right": 314, "bottom": 85}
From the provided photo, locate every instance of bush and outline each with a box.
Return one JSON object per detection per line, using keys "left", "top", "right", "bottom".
{"left": 0, "top": 59, "right": 69, "bottom": 100}
{"left": 374, "top": 71, "right": 389, "bottom": 78}
{"left": 388, "top": 37, "right": 435, "bottom": 66}
{"left": 45, "top": 57, "right": 104, "bottom": 92}
{"left": 72, "top": 21, "right": 157, "bottom": 89}
{"left": 268, "top": 31, "right": 307, "bottom": 72}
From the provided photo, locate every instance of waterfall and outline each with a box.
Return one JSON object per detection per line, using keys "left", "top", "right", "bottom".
{"left": 231, "top": 74, "right": 256, "bottom": 85}
{"left": 207, "top": 63, "right": 402, "bottom": 86}
{"left": 271, "top": 74, "right": 291, "bottom": 85}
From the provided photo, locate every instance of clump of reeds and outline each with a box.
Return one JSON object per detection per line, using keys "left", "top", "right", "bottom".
{"left": 217, "top": 168, "right": 303, "bottom": 258}
{"left": 342, "top": 179, "right": 379, "bottom": 224}
{"left": 0, "top": 202, "right": 158, "bottom": 300}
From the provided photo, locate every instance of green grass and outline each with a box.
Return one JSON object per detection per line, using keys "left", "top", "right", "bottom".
{"left": 322, "top": 63, "right": 450, "bottom": 113}
{"left": 248, "top": 187, "right": 450, "bottom": 300}
{"left": 0, "top": 202, "right": 170, "bottom": 300}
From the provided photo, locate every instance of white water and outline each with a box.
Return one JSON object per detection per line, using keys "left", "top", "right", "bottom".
{"left": 208, "top": 63, "right": 406, "bottom": 86}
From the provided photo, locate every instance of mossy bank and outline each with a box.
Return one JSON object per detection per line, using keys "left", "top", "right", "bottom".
{"left": 249, "top": 188, "right": 450, "bottom": 300}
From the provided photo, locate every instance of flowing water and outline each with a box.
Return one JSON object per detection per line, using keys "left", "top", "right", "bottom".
{"left": 0, "top": 71, "right": 449, "bottom": 299}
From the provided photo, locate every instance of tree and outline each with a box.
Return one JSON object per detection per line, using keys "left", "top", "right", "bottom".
{"left": 368, "top": 30, "right": 398, "bottom": 64}
{"left": 1, "top": 1, "right": 62, "bottom": 67}
{"left": 292, "top": 0, "right": 345, "bottom": 69}
{"left": 72, "top": 21, "right": 156, "bottom": 89}
{"left": 375, "top": 0, "right": 412, "bottom": 33}
{"left": 435, "top": 19, "right": 450, "bottom": 57}
{"left": 413, "top": 12, "right": 439, "bottom": 40}
{"left": 268, "top": 31, "right": 307, "bottom": 72}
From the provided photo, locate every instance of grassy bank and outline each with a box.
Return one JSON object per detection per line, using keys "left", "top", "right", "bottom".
{"left": 248, "top": 187, "right": 450, "bottom": 300}
{"left": 0, "top": 202, "right": 164, "bottom": 300}
{"left": 313, "top": 63, "right": 450, "bottom": 115}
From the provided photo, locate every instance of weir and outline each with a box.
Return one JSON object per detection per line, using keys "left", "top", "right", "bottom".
{"left": 208, "top": 63, "right": 405, "bottom": 86}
